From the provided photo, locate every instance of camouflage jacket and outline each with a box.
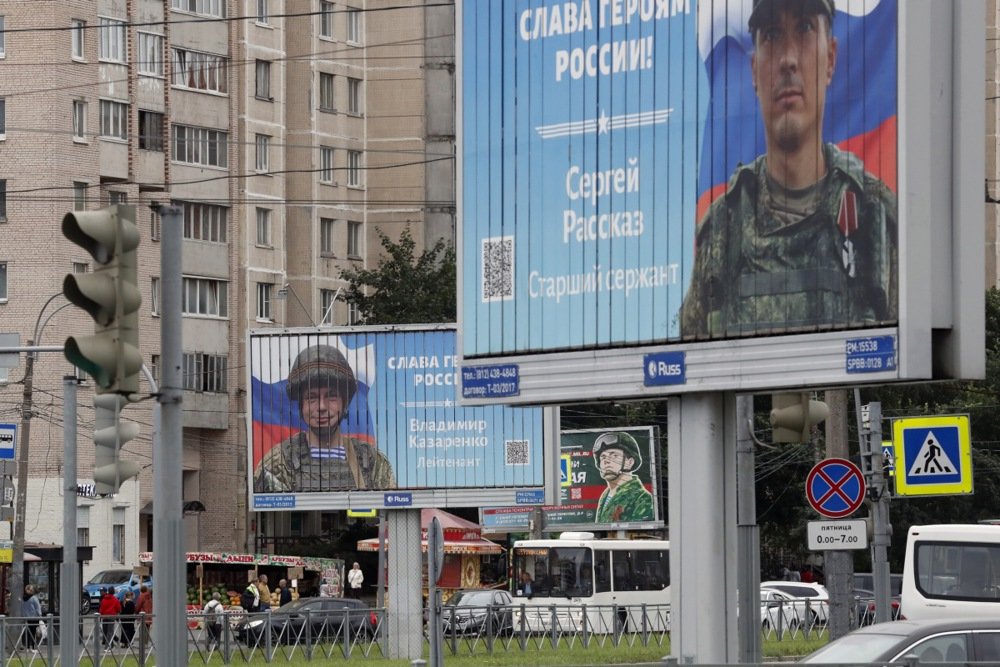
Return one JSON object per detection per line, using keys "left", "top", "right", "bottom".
{"left": 595, "top": 477, "right": 654, "bottom": 524}
{"left": 680, "top": 144, "right": 898, "bottom": 339}
{"left": 254, "top": 432, "right": 395, "bottom": 492}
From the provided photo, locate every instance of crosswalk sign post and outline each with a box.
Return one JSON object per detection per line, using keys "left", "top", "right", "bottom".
{"left": 892, "top": 415, "right": 973, "bottom": 497}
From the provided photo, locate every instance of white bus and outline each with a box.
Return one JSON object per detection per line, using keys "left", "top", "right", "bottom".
{"left": 509, "top": 532, "right": 670, "bottom": 633}
{"left": 901, "top": 524, "right": 1000, "bottom": 620}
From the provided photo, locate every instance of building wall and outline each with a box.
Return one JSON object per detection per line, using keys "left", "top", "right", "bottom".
{"left": 988, "top": 1, "right": 1000, "bottom": 285}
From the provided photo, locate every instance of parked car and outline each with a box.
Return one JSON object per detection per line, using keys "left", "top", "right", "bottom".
{"left": 235, "top": 598, "right": 376, "bottom": 644}
{"left": 84, "top": 569, "right": 153, "bottom": 611}
{"left": 760, "top": 588, "right": 801, "bottom": 631}
{"left": 801, "top": 618, "right": 1000, "bottom": 663}
{"left": 853, "top": 587, "right": 903, "bottom": 626}
{"left": 760, "top": 581, "right": 829, "bottom": 628}
{"left": 438, "top": 589, "right": 514, "bottom": 635}
{"left": 853, "top": 572, "right": 903, "bottom": 596}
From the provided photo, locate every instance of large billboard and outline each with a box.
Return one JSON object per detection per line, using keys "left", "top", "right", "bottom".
{"left": 248, "top": 327, "right": 545, "bottom": 510}
{"left": 457, "top": 1, "right": 984, "bottom": 403}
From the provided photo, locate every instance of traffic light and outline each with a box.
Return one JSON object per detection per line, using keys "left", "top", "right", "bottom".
{"left": 770, "top": 392, "right": 830, "bottom": 443}
{"left": 93, "top": 394, "right": 141, "bottom": 495}
{"left": 62, "top": 205, "right": 141, "bottom": 395}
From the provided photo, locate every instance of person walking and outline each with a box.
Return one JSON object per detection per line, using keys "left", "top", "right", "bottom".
{"left": 347, "top": 563, "right": 364, "bottom": 600}
{"left": 203, "top": 592, "right": 224, "bottom": 650}
{"left": 119, "top": 590, "right": 137, "bottom": 647}
{"left": 257, "top": 574, "right": 272, "bottom": 611}
{"left": 277, "top": 579, "right": 292, "bottom": 607}
{"left": 99, "top": 587, "right": 122, "bottom": 648}
{"left": 21, "top": 585, "right": 42, "bottom": 651}
{"left": 135, "top": 585, "right": 153, "bottom": 645}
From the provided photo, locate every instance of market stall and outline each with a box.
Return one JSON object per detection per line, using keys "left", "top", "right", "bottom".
{"left": 356, "top": 509, "right": 504, "bottom": 599}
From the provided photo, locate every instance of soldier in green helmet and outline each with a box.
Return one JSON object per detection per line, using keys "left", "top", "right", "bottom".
{"left": 592, "top": 432, "right": 654, "bottom": 524}
{"left": 680, "top": 0, "right": 897, "bottom": 339}
{"left": 254, "top": 344, "right": 395, "bottom": 492}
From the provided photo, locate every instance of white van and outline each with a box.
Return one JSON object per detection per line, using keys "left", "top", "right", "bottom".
{"left": 901, "top": 524, "right": 1000, "bottom": 620}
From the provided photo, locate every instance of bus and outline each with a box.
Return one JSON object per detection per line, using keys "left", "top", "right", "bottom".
{"left": 509, "top": 532, "right": 670, "bottom": 633}
{"left": 901, "top": 524, "right": 1000, "bottom": 620}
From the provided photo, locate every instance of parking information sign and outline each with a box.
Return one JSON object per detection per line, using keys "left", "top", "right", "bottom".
{"left": 892, "top": 415, "right": 972, "bottom": 497}
{"left": 0, "top": 424, "right": 15, "bottom": 461}
{"left": 807, "top": 520, "right": 869, "bottom": 551}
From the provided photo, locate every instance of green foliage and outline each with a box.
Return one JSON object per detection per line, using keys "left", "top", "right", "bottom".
{"left": 340, "top": 227, "right": 456, "bottom": 325}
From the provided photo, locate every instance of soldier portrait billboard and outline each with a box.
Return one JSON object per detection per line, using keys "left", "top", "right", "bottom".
{"left": 248, "top": 328, "right": 544, "bottom": 510}
{"left": 460, "top": 0, "right": 897, "bottom": 356}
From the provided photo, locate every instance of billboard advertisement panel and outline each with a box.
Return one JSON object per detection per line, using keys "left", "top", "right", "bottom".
{"left": 248, "top": 327, "right": 545, "bottom": 510}
{"left": 482, "top": 426, "right": 662, "bottom": 532}
{"left": 460, "top": 0, "right": 897, "bottom": 356}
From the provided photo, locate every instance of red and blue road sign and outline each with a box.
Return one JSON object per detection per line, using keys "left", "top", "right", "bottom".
{"left": 806, "top": 458, "right": 866, "bottom": 519}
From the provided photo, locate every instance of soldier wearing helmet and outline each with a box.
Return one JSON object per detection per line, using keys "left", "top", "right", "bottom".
{"left": 254, "top": 344, "right": 394, "bottom": 492}
{"left": 592, "top": 431, "right": 654, "bottom": 524}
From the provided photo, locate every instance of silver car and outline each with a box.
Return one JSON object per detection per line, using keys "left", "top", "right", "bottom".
{"left": 802, "top": 619, "right": 1000, "bottom": 664}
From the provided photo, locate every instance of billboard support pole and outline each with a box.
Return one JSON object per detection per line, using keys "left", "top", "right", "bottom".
{"left": 60, "top": 375, "right": 79, "bottom": 667}
{"left": 735, "top": 394, "right": 761, "bottom": 663}
{"left": 543, "top": 407, "right": 560, "bottom": 505}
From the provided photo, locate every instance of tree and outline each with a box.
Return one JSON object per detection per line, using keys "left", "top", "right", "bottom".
{"left": 340, "top": 227, "right": 456, "bottom": 325}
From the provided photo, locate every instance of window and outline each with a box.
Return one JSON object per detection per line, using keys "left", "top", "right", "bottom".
{"left": 0, "top": 98, "right": 5, "bottom": 136}
{"left": 112, "top": 508, "right": 125, "bottom": 561}
{"left": 320, "top": 146, "right": 334, "bottom": 183}
{"left": 0, "top": 261, "right": 6, "bottom": 300}
{"left": 73, "top": 262, "right": 89, "bottom": 274}
{"left": 348, "top": 301, "right": 360, "bottom": 325}
{"left": 320, "top": 2, "right": 334, "bottom": 37}
{"left": 98, "top": 17, "right": 126, "bottom": 63}
{"left": 182, "top": 277, "right": 228, "bottom": 317}
{"left": 347, "top": 150, "right": 362, "bottom": 187}
{"left": 347, "top": 221, "right": 361, "bottom": 257}
{"left": 151, "top": 277, "right": 160, "bottom": 315}
{"left": 73, "top": 182, "right": 87, "bottom": 210}
{"left": 77, "top": 507, "right": 90, "bottom": 547}
{"left": 257, "top": 0, "right": 269, "bottom": 23}
{"left": 0, "top": 180, "right": 6, "bottom": 222}
{"left": 172, "top": 48, "right": 228, "bottom": 93}
{"left": 176, "top": 201, "right": 227, "bottom": 242}
{"left": 182, "top": 352, "right": 228, "bottom": 392}
{"left": 255, "top": 60, "right": 271, "bottom": 99}
{"left": 346, "top": 8, "right": 361, "bottom": 43}
{"left": 138, "top": 111, "right": 164, "bottom": 151}
{"left": 171, "top": 0, "right": 226, "bottom": 18}
{"left": 255, "top": 134, "right": 270, "bottom": 172}
{"left": 347, "top": 78, "right": 362, "bottom": 114}
{"left": 73, "top": 101, "right": 87, "bottom": 141}
{"left": 319, "top": 73, "right": 335, "bottom": 111}
{"left": 256, "top": 208, "right": 272, "bottom": 246}
{"left": 320, "top": 218, "right": 335, "bottom": 255}
{"left": 172, "top": 125, "right": 228, "bottom": 167}
{"left": 137, "top": 33, "right": 164, "bottom": 76}
{"left": 99, "top": 100, "right": 128, "bottom": 140}
{"left": 71, "top": 20, "right": 85, "bottom": 60}
{"left": 257, "top": 283, "right": 273, "bottom": 321}
{"left": 320, "top": 289, "right": 337, "bottom": 325}
{"left": 150, "top": 354, "right": 160, "bottom": 383}
{"left": 0, "top": 16, "right": 6, "bottom": 57}
{"left": 109, "top": 191, "right": 127, "bottom": 205}
{"left": 151, "top": 209, "right": 160, "bottom": 240}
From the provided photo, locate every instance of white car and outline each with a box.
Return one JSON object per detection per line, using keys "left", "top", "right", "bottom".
{"left": 760, "top": 588, "right": 800, "bottom": 633}
{"left": 759, "top": 581, "right": 829, "bottom": 629}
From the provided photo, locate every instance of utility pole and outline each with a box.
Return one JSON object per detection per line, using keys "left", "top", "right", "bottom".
{"left": 824, "top": 389, "right": 852, "bottom": 639}
{"left": 9, "top": 340, "right": 35, "bottom": 618}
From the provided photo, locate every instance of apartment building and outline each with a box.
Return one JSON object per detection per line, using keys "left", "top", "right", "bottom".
{"left": 0, "top": 0, "right": 455, "bottom": 575}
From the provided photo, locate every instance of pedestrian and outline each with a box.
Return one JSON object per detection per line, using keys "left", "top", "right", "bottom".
{"left": 119, "top": 590, "right": 136, "bottom": 647}
{"left": 21, "top": 585, "right": 42, "bottom": 651}
{"left": 257, "top": 574, "right": 272, "bottom": 611}
{"left": 203, "top": 592, "right": 223, "bottom": 650}
{"left": 241, "top": 579, "right": 260, "bottom": 613}
{"left": 277, "top": 579, "right": 292, "bottom": 607}
{"left": 135, "top": 585, "right": 153, "bottom": 643}
{"left": 319, "top": 578, "right": 333, "bottom": 598}
{"left": 347, "top": 562, "right": 364, "bottom": 600}
{"left": 99, "top": 586, "right": 122, "bottom": 647}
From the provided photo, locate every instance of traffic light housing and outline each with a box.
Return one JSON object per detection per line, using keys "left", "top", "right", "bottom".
{"left": 93, "top": 394, "right": 141, "bottom": 495}
{"left": 770, "top": 392, "right": 830, "bottom": 443}
{"left": 62, "top": 205, "right": 142, "bottom": 395}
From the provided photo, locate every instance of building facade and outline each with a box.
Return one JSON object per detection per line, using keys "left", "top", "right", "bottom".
{"left": 0, "top": 0, "right": 454, "bottom": 576}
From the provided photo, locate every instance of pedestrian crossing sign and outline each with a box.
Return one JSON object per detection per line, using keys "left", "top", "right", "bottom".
{"left": 892, "top": 415, "right": 972, "bottom": 497}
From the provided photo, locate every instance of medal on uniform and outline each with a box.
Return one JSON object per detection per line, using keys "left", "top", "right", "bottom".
{"left": 838, "top": 190, "right": 858, "bottom": 278}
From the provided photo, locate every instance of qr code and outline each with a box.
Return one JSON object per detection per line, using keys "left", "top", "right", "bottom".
{"left": 505, "top": 440, "right": 530, "bottom": 465}
{"left": 482, "top": 236, "right": 514, "bottom": 302}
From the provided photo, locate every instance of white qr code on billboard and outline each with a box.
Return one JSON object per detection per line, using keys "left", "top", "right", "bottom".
{"left": 481, "top": 236, "right": 514, "bottom": 302}
{"left": 505, "top": 440, "right": 530, "bottom": 465}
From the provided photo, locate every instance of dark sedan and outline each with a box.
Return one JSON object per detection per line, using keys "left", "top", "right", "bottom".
{"left": 235, "top": 598, "right": 376, "bottom": 645}
{"left": 438, "top": 589, "right": 513, "bottom": 636}
{"left": 802, "top": 619, "right": 1000, "bottom": 664}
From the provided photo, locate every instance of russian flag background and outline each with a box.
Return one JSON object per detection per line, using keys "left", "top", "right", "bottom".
{"left": 696, "top": 0, "right": 897, "bottom": 222}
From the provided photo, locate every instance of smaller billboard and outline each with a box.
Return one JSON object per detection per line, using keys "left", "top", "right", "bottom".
{"left": 482, "top": 426, "right": 662, "bottom": 532}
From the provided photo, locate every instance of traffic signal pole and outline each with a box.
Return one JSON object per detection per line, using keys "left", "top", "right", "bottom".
{"left": 153, "top": 204, "right": 186, "bottom": 666}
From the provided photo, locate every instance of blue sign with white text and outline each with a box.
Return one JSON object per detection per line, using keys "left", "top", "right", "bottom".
{"left": 254, "top": 495, "right": 296, "bottom": 509}
{"left": 461, "top": 364, "right": 520, "bottom": 399}
{"left": 384, "top": 492, "right": 414, "bottom": 507}
{"left": 846, "top": 336, "right": 897, "bottom": 374}
{"left": 643, "top": 352, "right": 686, "bottom": 386}
{"left": 0, "top": 424, "right": 15, "bottom": 461}
{"left": 515, "top": 489, "right": 544, "bottom": 505}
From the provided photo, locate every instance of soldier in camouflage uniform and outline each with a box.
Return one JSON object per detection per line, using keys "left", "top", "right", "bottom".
{"left": 680, "top": 0, "right": 897, "bottom": 339}
{"left": 593, "top": 432, "right": 654, "bottom": 524}
{"left": 254, "top": 345, "right": 395, "bottom": 492}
